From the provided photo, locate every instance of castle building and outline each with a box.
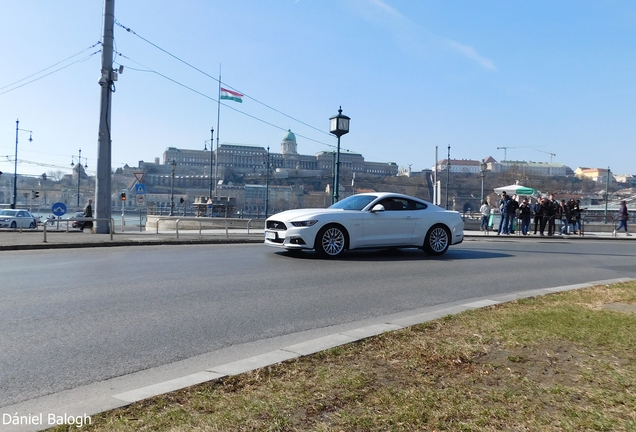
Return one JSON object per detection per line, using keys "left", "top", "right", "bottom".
{"left": 151, "top": 129, "right": 398, "bottom": 184}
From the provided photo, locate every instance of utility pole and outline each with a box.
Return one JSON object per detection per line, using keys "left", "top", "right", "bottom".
{"left": 96, "top": 0, "right": 115, "bottom": 233}
{"left": 604, "top": 166, "right": 610, "bottom": 223}
{"left": 445, "top": 145, "right": 451, "bottom": 210}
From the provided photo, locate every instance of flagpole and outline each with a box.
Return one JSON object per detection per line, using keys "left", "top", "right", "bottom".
{"left": 215, "top": 64, "right": 221, "bottom": 198}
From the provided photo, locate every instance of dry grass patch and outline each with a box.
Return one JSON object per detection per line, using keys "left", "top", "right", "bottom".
{"left": 49, "top": 282, "right": 636, "bottom": 431}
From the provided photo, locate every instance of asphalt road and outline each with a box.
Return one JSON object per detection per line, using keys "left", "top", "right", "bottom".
{"left": 1, "top": 238, "right": 635, "bottom": 412}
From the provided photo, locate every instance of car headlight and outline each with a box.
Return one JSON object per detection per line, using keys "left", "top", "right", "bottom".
{"left": 291, "top": 220, "right": 318, "bottom": 227}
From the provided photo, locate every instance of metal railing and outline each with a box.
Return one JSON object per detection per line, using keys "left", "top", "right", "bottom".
{"left": 155, "top": 217, "right": 261, "bottom": 239}
{"left": 43, "top": 217, "right": 114, "bottom": 242}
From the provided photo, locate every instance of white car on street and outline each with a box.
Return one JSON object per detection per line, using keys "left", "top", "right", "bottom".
{"left": 264, "top": 192, "right": 464, "bottom": 257}
{"left": 0, "top": 209, "right": 39, "bottom": 229}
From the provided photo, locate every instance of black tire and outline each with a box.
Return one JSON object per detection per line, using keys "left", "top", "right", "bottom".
{"left": 10, "top": 221, "right": 17, "bottom": 229}
{"left": 315, "top": 224, "right": 348, "bottom": 258}
{"left": 423, "top": 225, "right": 450, "bottom": 256}
{"left": 29, "top": 222, "right": 36, "bottom": 229}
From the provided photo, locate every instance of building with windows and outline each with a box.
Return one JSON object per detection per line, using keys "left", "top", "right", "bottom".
{"left": 433, "top": 157, "right": 571, "bottom": 176}
{"left": 149, "top": 129, "right": 398, "bottom": 187}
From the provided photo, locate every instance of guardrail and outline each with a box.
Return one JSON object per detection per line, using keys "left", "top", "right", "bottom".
{"left": 43, "top": 217, "right": 114, "bottom": 242}
{"left": 154, "top": 217, "right": 260, "bottom": 239}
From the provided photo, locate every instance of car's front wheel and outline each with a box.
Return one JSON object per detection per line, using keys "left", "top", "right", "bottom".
{"left": 10, "top": 221, "right": 17, "bottom": 229}
{"left": 423, "top": 225, "right": 450, "bottom": 256}
{"left": 315, "top": 224, "right": 347, "bottom": 258}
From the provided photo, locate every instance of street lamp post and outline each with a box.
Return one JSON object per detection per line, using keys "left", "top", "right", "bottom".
{"left": 71, "top": 148, "right": 88, "bottom": 208}
{"left": 329, "top": 107, "right": 350, "bottom": 204}
{"left": 264, "top": 146, "right": 270, "bottom": 218}
{"left": 170, "top": 159, "right": 177, "bottom": 216}
{"left": 445, "top": 145, "right": 451, "bottom": 210}
{"left": 204, "top": 128, "right": 214, "bottom": 199}
{"left": 13, "top": 119, "right": 33, "bottom": 209}
{"left": 480, "top": 160, "right": 487, "bottom": 204}
{"left": 604, "top": 166, "right": 610, "bottom": 223}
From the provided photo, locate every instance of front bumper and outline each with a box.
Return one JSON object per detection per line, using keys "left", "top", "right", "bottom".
{"left": 264, "top": 228, "right": 314, "bottom": 251}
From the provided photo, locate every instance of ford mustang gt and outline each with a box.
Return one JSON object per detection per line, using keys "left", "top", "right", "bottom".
{"left": 264, "top": 192, "right": 464, "bottom": 257}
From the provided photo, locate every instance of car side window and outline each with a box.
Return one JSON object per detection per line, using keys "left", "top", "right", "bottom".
{"left": 17, "top": 211, "right": 26, "bottom": 217}
{"left": 405, "top": 199, "right": 427, "bottom": 210}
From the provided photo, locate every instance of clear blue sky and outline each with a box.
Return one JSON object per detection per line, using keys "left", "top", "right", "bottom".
{"left": 1, "top": 0, "right": 635, "bottom": 180}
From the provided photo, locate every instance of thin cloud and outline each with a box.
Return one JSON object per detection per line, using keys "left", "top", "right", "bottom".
{"left": 346, "top": 0, "right": 497, "bottom": 71}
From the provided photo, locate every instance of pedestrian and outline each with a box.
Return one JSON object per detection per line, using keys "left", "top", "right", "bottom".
{"left": 479, "top": 200, "right": 491, "bottom": 234}
{"left": 546, "top": 194, "right": 559, "bottom": 236}
{"left": 613, "top": 200, "right": 631, "bottom": 237}
{"left": 559, "top": 199, "right": 570, "bottom": 235}
{"left": 508, "top": 194, "right": 520, "bottom": 234}
{"left": 82, "top": 199, "right": 93, "bottom": 233}
{"left": 532, "top": 197, "right": 543, "bottom": 235}
{"left": 497, "top": 192, "right": 511, "bottom": 235}
{"left": 519, "top": 198, "right": 531, "bottom": 235}
{"left": 567, "top": 198, "right": 578, "bottom": 235}
{"left": 574, "top": 199, "right": 583, "bottom": 236}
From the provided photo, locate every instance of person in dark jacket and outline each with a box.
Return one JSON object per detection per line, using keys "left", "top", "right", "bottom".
{"left": 507, "top": 194, "right": 520, "bottom": 234}
{"left": 81, "top": 199, "right": 93, "bottom": 232}
{"left": 498, "top": 192, "right": 511, "bottom": 235}
{"left": 532, "top": 197, "right": 543, "bottom": 235}
{"left": 613, "top": 200, "right": 631, "bottom": 236}
{"left": 559, "top": 199, "right": 570, "bottom": 235}
{"left": 518, "top": 197, "right": 532, "bottom": 235}
{"left": 545, "top": 194, "right": 559, "bottom": 236}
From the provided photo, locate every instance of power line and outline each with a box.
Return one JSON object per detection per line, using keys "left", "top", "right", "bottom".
{"left": 0, "top": 43, "right": 101, "bottom": 95}
{"left": 113, "top": 51, "right": 353, "bottom": 153}
{"left": 114, "top": 20, "right": 334, "bottom": 140}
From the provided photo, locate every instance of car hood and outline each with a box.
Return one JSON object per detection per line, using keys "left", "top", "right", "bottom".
{"left": 267, "top": 208, "right": 345, "bottom": 222}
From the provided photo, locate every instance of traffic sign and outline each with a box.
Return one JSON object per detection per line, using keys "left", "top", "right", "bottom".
{"left": 134, "top": 183, "right": 146, "bottom": 194}
{"left": 134, "top": 172, "right": 145, "bottom": 183}
{"left": 52, "top": 202, "right": 67, "bottom": 216}
{"left": 136, "top": 194, "right": 145, "bottom": 205}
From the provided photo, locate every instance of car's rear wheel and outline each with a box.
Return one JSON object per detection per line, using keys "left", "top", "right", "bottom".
{"left": 315, "top": 224, "right": 347, "bottom": 258}
{"left": 423, "top": 225, "right": 450, "bottom": 256}
{"left": 29, "top": 221, "right": 36, "bottom": 229}
{"left": 10, "top": 221, "right": 17, "bottom": 229}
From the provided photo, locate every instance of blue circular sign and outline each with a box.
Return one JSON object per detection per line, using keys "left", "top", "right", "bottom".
{"left": 52, "top": 202, "right": 67, "bottom": 216}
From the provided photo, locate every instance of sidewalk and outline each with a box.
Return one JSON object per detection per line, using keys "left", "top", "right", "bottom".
{"left": 0, "top": 227, "right": 633, "bottom": 251}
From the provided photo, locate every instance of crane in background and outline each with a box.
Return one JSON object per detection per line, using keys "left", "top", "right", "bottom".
{"left": 496, "top": 146, "right": 541, "bottom": 161}
{"left": 534, "top": 149, "right": 556, "bottom": 163}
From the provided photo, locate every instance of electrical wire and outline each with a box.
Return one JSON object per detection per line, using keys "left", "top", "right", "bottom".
{"left": 113, "top": 52, "right": 351, "bottom": 152}
{"left": 0, "top": 50, "right": 101, "bottom": 96}
{"left": 114, "top": 20, "right": 334, "bottom": 139}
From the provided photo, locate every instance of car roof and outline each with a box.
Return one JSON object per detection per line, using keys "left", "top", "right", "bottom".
{"left": 354, "top": 192, "right": 426, "bottom": 201}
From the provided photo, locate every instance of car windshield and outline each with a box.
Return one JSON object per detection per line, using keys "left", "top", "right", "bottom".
{"left": 329, "top": 195, "right": 377, "bottom": 211}
{"left": 0, "top": 210, "right": 17, "bottom": 216}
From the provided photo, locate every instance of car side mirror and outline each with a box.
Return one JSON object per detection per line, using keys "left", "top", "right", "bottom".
{"left": 371, "top": 204, "right": 385, "bottom": 212}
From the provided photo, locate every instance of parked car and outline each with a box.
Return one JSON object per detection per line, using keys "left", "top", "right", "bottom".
{"left": 264, "top": 192, "right": 464, "bottom": 258}
{"left": 0, "top": 209, "right": 38, "bottom": 229}
{"left": 71, "top": 211, "right": 85, "bottom": 228}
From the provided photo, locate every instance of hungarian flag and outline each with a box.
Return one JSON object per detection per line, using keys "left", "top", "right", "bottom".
{"left": 220, "top": 87, "right": 243, "bottom": 103}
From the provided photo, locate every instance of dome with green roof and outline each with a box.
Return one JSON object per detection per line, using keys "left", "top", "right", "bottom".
{"left": 282, "top": 129, "right": 296, "bottom": 142}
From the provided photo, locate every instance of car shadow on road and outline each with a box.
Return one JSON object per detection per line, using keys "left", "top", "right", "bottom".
{"left": 274, "top": 248, "right": 511, "bottom": 262}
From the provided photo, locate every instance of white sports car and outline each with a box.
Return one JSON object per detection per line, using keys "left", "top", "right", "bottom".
{"left": 264, "top": 192, "right": 464, "bottom": 257}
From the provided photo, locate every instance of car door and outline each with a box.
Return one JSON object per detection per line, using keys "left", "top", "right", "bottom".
{"left": 17, "top": 211, "right": 28, "bottom": 228}
{"left": 361, "top": 198, "right": 417, "bottom": 247}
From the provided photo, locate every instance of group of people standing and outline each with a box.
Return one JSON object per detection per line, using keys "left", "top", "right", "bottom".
{"left": 479, "top": 193, "right": 631, "bottom": 237}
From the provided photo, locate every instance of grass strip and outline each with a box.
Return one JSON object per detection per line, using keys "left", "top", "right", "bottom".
{"left": 49, "top": 282, "right": 636, "bottom": 431}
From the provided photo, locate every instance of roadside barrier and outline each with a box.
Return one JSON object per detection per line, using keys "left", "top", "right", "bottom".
{"left": 43, "top": 217, "right": 114, "bottom": 242}
{"left": 155, "top": 217, "right": 260, "bottom": 239}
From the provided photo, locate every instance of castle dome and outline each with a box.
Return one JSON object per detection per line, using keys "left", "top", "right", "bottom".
{"left": 282, "top": 129, "right": 296, "bottom": 142}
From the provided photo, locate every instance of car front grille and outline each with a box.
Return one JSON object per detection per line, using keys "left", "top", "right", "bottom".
{"left": 266, "top": 220, "right": 287, "bottom": 230}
